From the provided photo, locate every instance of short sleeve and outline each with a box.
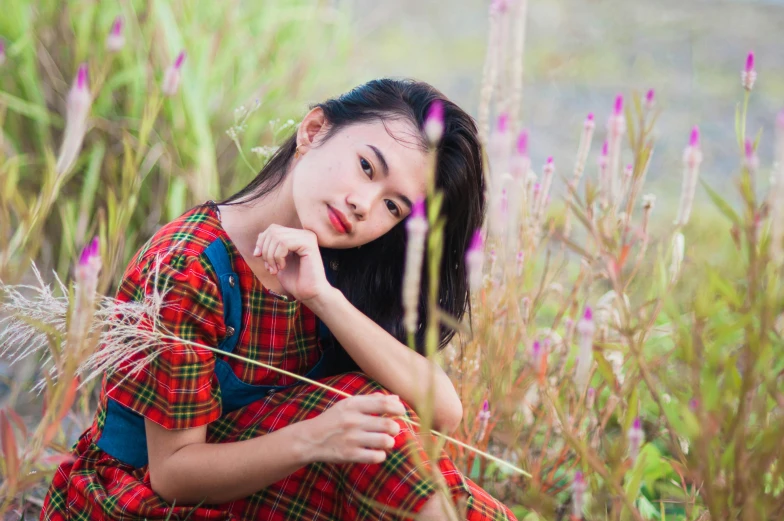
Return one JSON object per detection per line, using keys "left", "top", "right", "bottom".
{"left": 105, "top": 252, "right": 224, "bottom": 430}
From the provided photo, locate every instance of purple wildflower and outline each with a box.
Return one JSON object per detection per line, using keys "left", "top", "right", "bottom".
{"left": 572, "top": 471, "right": 586, "bottom": 518}
{"left": 466, "top": 230, "right": 484, "bottom": 292}
{"left": 162, "top": 50, "right": 186, "bottom": 96}
{"left": 424, "top": 100, "right": 444, "bottom": 145}
{"left": 628, "top": 417, "right": 644, "bottom": 463}
{"left": 56, "top": 63, "right": 92, "bottom": 175}
{"left": 106, "top": 16, "right": 125, "bottom": 52}
{"left": 403, "top": 198, "right": 428, "bottom": 334}
{"left": 742, "top": 51, "right": 756, "bottom": 91}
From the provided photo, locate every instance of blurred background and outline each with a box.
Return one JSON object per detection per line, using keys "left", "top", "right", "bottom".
{"left": 345, "top": 0, "right": 784, "bottom": 197}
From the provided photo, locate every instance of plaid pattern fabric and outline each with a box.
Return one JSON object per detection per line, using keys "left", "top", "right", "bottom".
{"left": 40, "top": 202, "right": 516, "bottom": 521}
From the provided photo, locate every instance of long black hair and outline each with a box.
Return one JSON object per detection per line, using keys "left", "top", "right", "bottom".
{"left": 218, "top": 78, "right": 485, "bottom": 359}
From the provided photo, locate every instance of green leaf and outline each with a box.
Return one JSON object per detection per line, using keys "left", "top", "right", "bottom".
{"left": 595, "top": 352, "right": 618, "bottom": 390}
{"left": 700, "top": 179, "right": 740, "bottom": 225}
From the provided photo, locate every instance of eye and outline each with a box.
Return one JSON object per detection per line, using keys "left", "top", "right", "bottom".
{"left": 386, "top": 200, "right": 401, "bottom": 217}
{"left": 359, "top": 157, "right": 373, "bottom": 178}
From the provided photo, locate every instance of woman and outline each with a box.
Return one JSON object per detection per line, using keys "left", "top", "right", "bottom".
{"left": 41, "top": 79, "right": 515, "bottom": 520}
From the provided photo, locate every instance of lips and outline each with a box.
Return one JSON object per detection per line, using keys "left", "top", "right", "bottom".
{"left": 327, "top": 205, "right": 352, "bottom": 234}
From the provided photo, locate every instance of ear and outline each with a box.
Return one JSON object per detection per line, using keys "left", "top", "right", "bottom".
{"left": 297, "top": 107, "right": 328, "bottom": 150}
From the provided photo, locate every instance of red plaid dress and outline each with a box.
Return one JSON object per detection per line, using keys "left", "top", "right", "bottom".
{"left": 40, "top": 202, "right": 516, "bottom": 521}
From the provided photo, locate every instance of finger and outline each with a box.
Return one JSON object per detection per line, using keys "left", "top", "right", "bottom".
{"left": 265, "top": 237, "right": 279, "bottom": 273}
{"left": 353, "top": 432, "right": 397, "bottom": 451}
{"left": 358, "top": 415, "right": 401, "bottom": 436}
{"left": 254, "top": 230, "right": 268, "bottom": 258}
{"left": 351, "top": 448, "right": 387, "bottom": 465}
{"left": 351, "top": 394, "right": 406, "bottom": 417}
{"left": 273, "top": 243, "right": 288, "bottom": 271}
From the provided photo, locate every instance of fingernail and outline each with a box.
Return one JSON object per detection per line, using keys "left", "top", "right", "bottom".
{"left": 253, "top": 246, "right": 261, "bottom": 256}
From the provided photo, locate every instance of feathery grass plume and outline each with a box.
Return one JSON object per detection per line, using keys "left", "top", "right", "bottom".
{"left": 674, "top": 126, "right": 703, "bottom": 226}
{"left": 423, "top": 99, "right": 444, "bottom": 146}
{"left": 565, "top": 113, "right": 596, "bottom": 237}
{"left": 162, "top": 50, "right": 186, "bottom": 96}
{"left": 669, "top": 232, "right": 685, "bottom": 284}
{"left": 0, "top": 38, "right": 6, "bottom": 66}
{"left": 489, "top": 114, "right": 511, "bottom": 239}
{"left": 575, "top": 307, "right": 594, "bottom": 391}
{"left": 644, "top": 88, "right": 655, "bottom": 112}
{"left": 508, "top": 130, "right": 529, "bottom": 248}
{"left": 607, "top": 95, "right": 625, "bottom": 207}
{"left": 771, "top": 110, "right": 784, "bottom": 265}
{"left": 620, "top": 163, "right": 633, "bottom": 201}
{"left": 403, "top": 198, "right": 427, "bottom": 336}
{"left": 742, "top": 51, "right": 756, "bottom": 91}
{"left": 597, "top": 140, "right": 609, "bottom": 208}
{"left": 572, "top": 471, "right": 586, "bottom": 519}
{"left": 627, "top": 417, "right": 644, "bottom": 463}
{"left": 55, "top": 63, "right": 91, "bottom": 175}
{"left": 105, "top": 16, "right": 125, "bottom": 52}
{"left": 538, "top": 156, "right": 554, "bottom": 216}
{"left": 466, "top": 230, "right": 484, "bottom": 293}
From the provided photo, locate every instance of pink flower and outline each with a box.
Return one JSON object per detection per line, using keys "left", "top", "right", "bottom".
{"left": 424, "top": 100, "right": 444, "bottom": 145}
{"left": 491, "top": 0, "right": 509, "bottom": 14}
{"left": 744, "top": 138, "right": 758, "bottom": 171}
{"left": 531, "top": 340, "right": 542, "bottom": 366}
{"left": 645, "top": 89, "right": 655, "bottom": 111}
{"left": 106, "top": 16, "right": 125, "bottom": 52}
{"left": 516, "top": 251, "right": 524, "bottom": 276}
{"left": 162, "top": 50, "right": 186, "bottom": 96}
{"left": 517, "top": 130, "right": 529, "bottom": 157}
{"left": 476, "top": 399, "right": 492, "bottom": 441}
{"left": 675, "top": 126, "right": 703, "bottom": 226}
{"left": 586, "top": 387, "right": 596, "bottom": 408}
{"left": 466, "top": 230, "right": 484, "bottom": 292}
{"left": 741, "top": 51, "right": 756, "bottom": 91}
{"left": 0, "top": 38, "right": 6, "bottom": 66}
{"left": 511, "top": 130, "right": 531, "bottom": 182}
{"left": 608, "top": 94, "right": 625, "bottom": 137}
{"left": 575, "top": 307, "right": 595, "bottom": 390}
{"left": 628, "top": 417, "right": 644, "bottom": 463}
{"left": 403, "top": 198, "right": 428, "bottom": 334}
{"left": 56, "top": 63, "right": 92, "bottom": 175}
{"left": 584, "top": 112, "right": 595, "bottom": 130}
{"left": 572, "top": 471, "right": 587, "bottom": 518}
{"left": 70, "top": 237, "right": 102, "bottom": 356}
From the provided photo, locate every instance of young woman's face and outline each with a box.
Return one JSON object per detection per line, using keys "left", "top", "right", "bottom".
{"left": 291, "top": 112, "right": 429, "bottom": 249}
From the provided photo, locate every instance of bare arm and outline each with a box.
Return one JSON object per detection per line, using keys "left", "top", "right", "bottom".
{"left": 304, "top": 287, "right": 464, "bottom": 434}
{"left": 146, "top": 418, "right": 313, "bottom": 505}
{"left": 146, "top": 393, "right": 404, "bottom": 505}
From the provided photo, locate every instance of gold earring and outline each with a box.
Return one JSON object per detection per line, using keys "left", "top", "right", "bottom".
{"left": 295, "top": 145, "right": 302, "bottom": 159}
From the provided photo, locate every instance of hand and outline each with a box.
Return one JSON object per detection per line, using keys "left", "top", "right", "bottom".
{"left": 253, "top": 225, "right": 332, "bottom": 302}
{"left": 300, "top": 393, "right": 406, "bottom": 464}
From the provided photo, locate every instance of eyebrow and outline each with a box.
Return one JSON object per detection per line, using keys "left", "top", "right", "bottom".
{"left": 366, "top": 144, "right": 413, "bottom": 211}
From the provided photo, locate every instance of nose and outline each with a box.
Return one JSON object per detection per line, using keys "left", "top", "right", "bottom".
{"left": 346, "top": 187, "right": 378, "bottom": 221}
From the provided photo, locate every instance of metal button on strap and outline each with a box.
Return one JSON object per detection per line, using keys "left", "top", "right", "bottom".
{"left": 225, "top": 326, "right": 235, "bottom": 336}
{"left": 228, "top": 275, "right": 236, "bottom": 287}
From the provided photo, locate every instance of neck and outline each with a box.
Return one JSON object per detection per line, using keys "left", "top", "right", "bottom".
{"left": 218, "top": 173, "right": 301, "bottom": 257}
